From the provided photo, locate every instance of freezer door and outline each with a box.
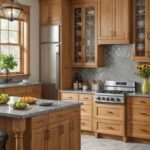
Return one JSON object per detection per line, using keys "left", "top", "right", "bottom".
{"left": 41, "top": 43, "right": 60, "bottom": 84}
{"left": 41, "top": 25, "right": 60, "bottom": 43}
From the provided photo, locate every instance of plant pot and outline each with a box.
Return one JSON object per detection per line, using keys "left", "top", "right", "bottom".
{"left": 141, "top": 78, "right": 150, "bottom": 94}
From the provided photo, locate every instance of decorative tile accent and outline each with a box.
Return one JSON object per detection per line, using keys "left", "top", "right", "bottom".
{"left": 77, "top": 45, "right": 144, "bottom": 90}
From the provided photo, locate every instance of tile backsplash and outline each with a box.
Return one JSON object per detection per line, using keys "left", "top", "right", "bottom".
{"left": 77, "top": 45, "right": 143, "bottom": 91}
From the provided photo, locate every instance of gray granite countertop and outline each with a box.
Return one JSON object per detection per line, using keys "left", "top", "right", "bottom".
{"left": 0, "top": 100, "right": 81, "bottom": 119}
{"left": 0, "top": 82, "right": 41, "bottom": 89}
{"left": 61, "top": 90, "right": 150, "bottom": 98}
{"left": 127, "top": 92, "right": 150, "bottom": 97}
{"left": 60, "top": 89, "right": 97, "bottom": 94}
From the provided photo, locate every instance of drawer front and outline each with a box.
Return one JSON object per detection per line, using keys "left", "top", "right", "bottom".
{"left": 49, "top": 107, "right": 80, "bottom": 124}
{"left": 81, "top": 104, "right": 92, "bottom": 117}
{"left": 94, "top": 104, "right": 124, "bottom": 121}
{"left": 4, "top": 87, "right": 26, "bottom": 96}
{"left": 31, "top": 114, "right": 48, "bottom": 129}
{"left": 128, "top": 124, "right": 150, "bottom": 139}
{"left": 127, "top": 96, "right": 150, "bottom": 106}
{"left": 79, "top": 94, "right": 93, "bottom": 102}
{"left": 26, "top": 85, "right": 41, "bottom": 93}
{"left": 81, "top": 118, "right": 92, "bottom": 131}
{"left": 96, "top": 120, "right": 124, "bottom": 136}
{"left": 61, "top": 93, "right": 78, "bottom": 101}
{"left": 0, "top": 89, "right": 3, "bottom": 93}
{"left": 127, "top": 108, "right": 150, "bottom": 121}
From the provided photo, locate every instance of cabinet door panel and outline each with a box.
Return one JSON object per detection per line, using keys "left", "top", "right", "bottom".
{"left": 98, "top": 0, "right": 113, "bottom": 40}
{"left": 48, "top": 123, "right": 60, "bottom": 150}
{"left": 61, "top": 120, "right": 71, "bottom": 150}
{"left": 49, "top": 1, "right": 61, "bottom": 25}
{"left": 40, "top": 2, "right": 49, "bottom": 26}
{"left": 70, "top": 117, "right": 80, "bottom": 150}
{"left": 31, "top": 127, "right": 47, "bottom": 150}
{"left": 115, "top": 0, "right": 129, "bottom": 40}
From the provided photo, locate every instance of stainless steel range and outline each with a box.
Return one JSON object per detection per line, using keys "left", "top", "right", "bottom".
{"left": 95, "top": 81, "right": 135, "bottom": 104}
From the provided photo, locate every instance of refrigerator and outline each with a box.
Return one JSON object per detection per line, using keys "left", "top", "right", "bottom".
{"left": 40, "top": 25, "right": 60, "bottom": 100}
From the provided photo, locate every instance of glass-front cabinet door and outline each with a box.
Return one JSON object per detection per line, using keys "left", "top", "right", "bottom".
{"left": 133, "top": 0, "right": 150, "bottom": 61}
{"left": 84, "top": 6, "right": 96, "bottom": 65}
{"left": 72, "top": 7, "right": 83, "bottom": 65}
{"left": 72, "top": 4, "right": 98, "bottom": 67}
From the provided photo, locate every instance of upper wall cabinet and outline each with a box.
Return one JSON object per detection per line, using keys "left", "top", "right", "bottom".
{"left": 132, "top": 0, "right": 150, "bottom": 62}
{"left": 71, "top": 1, "right": 104, "bottom": 68}
{"left": 40, "top": 0, "right": 61, "bottom": 26}
{"left": 98, "top": 0, "right": 131, "bottom": 44}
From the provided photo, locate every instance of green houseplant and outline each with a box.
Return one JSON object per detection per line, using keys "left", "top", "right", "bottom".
{"left": 0, "top": 54, "right": 17, "bottom": 83}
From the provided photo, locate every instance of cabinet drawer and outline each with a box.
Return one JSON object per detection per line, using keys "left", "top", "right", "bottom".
{"left": 79, "top": 94, "right": 93, "bottom": 102}
{"left": 94, "top": 103, "right": 124, "bottom": 121}
{"left": 4, "top": 87, "right": 26, "bottom": 96}
{"left": 30, "top": 114, "right": 48, "bottom": 129}
{"left": 81, "top": 118, "right": 92, "bottom": 131}
{"left": 128, "top": 123, "right": 150, "bottom": 139}
{"left": 61, "top": 93, "right": 78, "bottom": 101}
{"left": 26, "top": 85, "right": 41, "bottom": 93}
{"left": 49, "top": 107, "right": 80, "bottom": 124}
{"left": 95, "top": 120, "right": 124, "bottom": 136}
{"left": 127, "top": 96, "right": 150, "bottom": 106}
{"left": 81, "top": 105, "right": 92, "bottom": 117}
{"left": 127, "top": 108, "right": 150, "bottom": 121}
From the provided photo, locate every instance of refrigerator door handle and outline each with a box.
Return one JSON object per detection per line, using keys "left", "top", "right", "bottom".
{"left": 56, "top": 51, "right": 60, "bottom": 89}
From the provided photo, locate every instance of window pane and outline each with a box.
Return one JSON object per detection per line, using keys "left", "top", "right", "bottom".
{"left": 10, "top": 59, "right": 20, "bottom": 72}
{"left": 9, "top": 31, "right": 18, "bottom": 43}
{"left": 1, "top": 30, "right": 9, "bottom": 43}
{"left": 1, "top": 45, "right": 9, "bottom": 55}
{"left": 9, "top": 21, "right": 19, "bottom": 31}
{"left": 9, "top": 46, "right": 20, "bottom": 59}
{"left": 1, "top": 19, "right": 8, "bottom": 30}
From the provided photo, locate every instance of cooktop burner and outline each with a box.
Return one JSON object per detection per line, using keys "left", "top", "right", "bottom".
{"left": 95, "top": 81, "right": 135, "bottom": 104}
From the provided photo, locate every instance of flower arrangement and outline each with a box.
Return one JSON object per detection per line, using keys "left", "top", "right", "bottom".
{"left": 136, "top": 64, "right": 150, "bottom": 79}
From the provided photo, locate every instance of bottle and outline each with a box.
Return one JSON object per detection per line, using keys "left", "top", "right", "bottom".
{"left": 73, "top": 74, "right": 79, "bottom": 90}
{"left": 78, "top": 76, "right": 83, "bottom": 90}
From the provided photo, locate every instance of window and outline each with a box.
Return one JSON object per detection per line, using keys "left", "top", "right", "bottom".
{"left": 0, "top": 19, "right": 21, "bottom": 73}
{"left": 0, "top": 5, "right": 30, "bottom": 77}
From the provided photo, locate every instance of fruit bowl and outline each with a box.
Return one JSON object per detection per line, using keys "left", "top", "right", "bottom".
{"left": 0, "top": 94, "right": 9, "bottom": 105}
{"left": 11, "top": 101, "right": 27, "bottom": 110}
{"left": 20, "top": 96, "right": 37, "bottom": 104}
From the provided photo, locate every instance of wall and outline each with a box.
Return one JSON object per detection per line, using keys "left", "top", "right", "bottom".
{"left": 19, "top": 0, "right": 40, "bottom": 82}
{"left": 77, "top": 45, "right": 143, "bottom": 90}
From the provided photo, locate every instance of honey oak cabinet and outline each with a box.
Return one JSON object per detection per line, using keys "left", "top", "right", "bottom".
{"left": 98, "top": 0, "right": 131, "bottom": 44}
{"left": 2, "top": 84, "right": 41, "bottom": 98}
{"left": 61, "top": 92, "right": 93, "bottom": 132}
{"left": 71, "top": 2, "right": 104, "bottom": 67}
{"left": 93, "top": 102, "right": 126, "bottom": 141}
{"left": 31, "top": 126, "right": 48, "bottom": 150}
{"left": 132, "top": 0, "right": 150, "bottom": 62}
{"left": 40, "top": 0, "right": 61, "bottom": 26}
{"left": 127, "top": 96, "right": 150, "bottom": 140}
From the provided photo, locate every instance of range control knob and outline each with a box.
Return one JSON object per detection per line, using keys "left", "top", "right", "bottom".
{"left": 111, "top": 98, "right": 114, "bottom": 101}
{"left": 96, "top": 97, "right": 101, "bottom": 100}
{"left": 107, "top": 97, "right": 110, "bottom": 101}
{"left": 117, "top": 98, "right": 120, "bottom": 102}
{"left": 102, "top": 97, "right": 105, "bottom": 100}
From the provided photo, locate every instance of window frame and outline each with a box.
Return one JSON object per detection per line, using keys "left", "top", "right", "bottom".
{"left": 0, "top": 3, "right": 30, "bottom": 78}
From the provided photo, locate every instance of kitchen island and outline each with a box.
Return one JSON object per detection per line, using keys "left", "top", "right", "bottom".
{"left": 0, "top": 100, "right": 81, "bottom": 150}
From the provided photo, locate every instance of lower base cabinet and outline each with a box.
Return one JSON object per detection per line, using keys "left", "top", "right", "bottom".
{"left": 26, "top": 107, "right": 80, "bottom": 150}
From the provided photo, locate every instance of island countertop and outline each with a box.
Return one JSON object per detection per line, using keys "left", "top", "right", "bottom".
{"left": 0, "top": 100, "right": 81, "bottom": 119}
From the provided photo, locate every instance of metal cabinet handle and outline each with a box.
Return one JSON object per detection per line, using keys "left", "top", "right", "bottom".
{"left": 107, "top": 111, "right": 114, "bottom": 114}
{"left": 107, "top": 126, "right": 114, "bottom": 130}
{"left": 140, "top": 100, "right": 146, "bottom": 104}
{"left": 140, "top": 112, "right": 149, "bottom": 116}
{"left": 141, "top": 129, "right": 149, "bottom": 133}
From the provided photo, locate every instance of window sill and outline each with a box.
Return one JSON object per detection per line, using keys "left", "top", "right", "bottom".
{"left": 0, "top": 73, "right": 30, "bottom": 79}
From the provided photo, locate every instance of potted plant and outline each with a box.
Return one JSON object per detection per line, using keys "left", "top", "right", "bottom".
{"left": 136, "top": 64, "right": 150, "bottom": 94}
{"left": 0, "top": 54, "right": 17, "bottom": 83}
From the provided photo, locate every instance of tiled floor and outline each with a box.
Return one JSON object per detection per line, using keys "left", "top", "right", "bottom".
{"left": 81, "top": 135, "right": 150, "bottom": 150}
